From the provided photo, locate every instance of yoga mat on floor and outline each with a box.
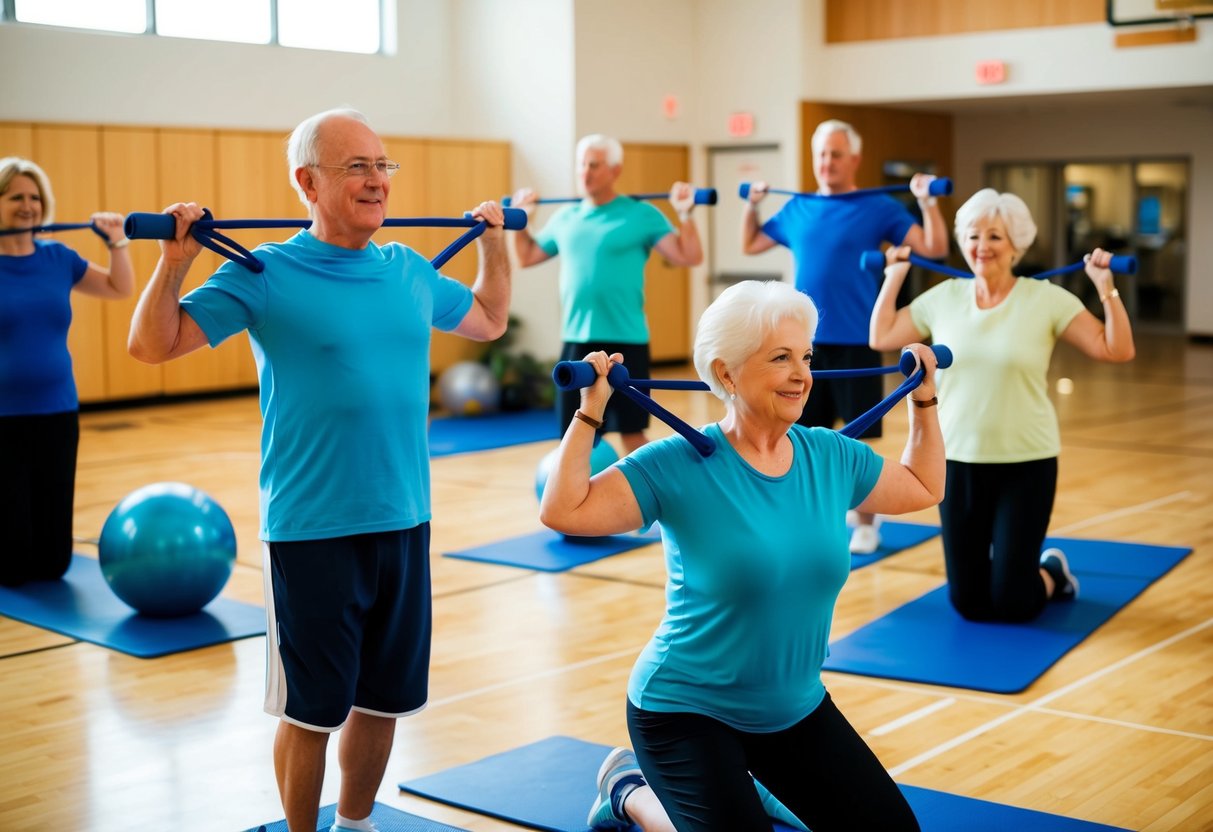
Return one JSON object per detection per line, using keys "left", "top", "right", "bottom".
{"left": 399, "top": 736, "right": 1128, "bottom": 832}
{"left": 0, "top": 554, "right": 265, "bottom": 659}
{"left": 248, "top": 800, "right": 468, "bottom": 832}
{"left": 444, "top": 528, "right": 661, "bottom": 572}
{"left": 823, "top": 537, "right": 1192, "bottom": 694}
{"left": 429, "top": 408, "right": 558, "bottom": 457}
{"left": 445, "top": 522, "right": 934, "bottom": 574}
{"left": 849, "top": 521, "right": 940, "bottom": 569}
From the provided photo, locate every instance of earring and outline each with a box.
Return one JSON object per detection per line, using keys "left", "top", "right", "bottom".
{"left": 729, "top": 391, "right": 737, "bottom": 401}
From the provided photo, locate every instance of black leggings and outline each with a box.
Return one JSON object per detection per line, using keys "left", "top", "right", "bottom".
{"left": 0, "top": 410, "right": 79, "bottom": 586}
{"left": 627, "top": 694, "right": 918, "bottom": 832}
{"left": 939, "top": 457, "right": 1057, "bottom": 623}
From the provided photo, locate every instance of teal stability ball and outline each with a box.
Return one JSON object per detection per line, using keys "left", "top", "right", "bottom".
{"left": 534, "top": 440, "right": 619, "bottom": 502}
{"left": 98, "top": 482, "right": 237, "bottom": 617}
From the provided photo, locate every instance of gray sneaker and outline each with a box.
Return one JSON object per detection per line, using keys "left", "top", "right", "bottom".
{"left": 1041, "top": 548, "right": 1079, "bottom": 601}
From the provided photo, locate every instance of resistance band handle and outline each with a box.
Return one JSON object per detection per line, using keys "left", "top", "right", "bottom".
{"left": 502, "top": 188, "right": 717, "bottom": 209}
{"left": 898, "top": 344, "right": 953, "bottom": 375}
{"left": 125, "top": 212, "right": 178, "bottom": 240}
{"left": 459, "top": 208, "right": 529, "bottom": 231}
{"left": 860, "top": 250, "right": 1139, "bottom": 278}
{"left": 739, "top": 178, "right": 952, "bottom": 201}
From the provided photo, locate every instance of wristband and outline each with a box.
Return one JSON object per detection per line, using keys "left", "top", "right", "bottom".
{"left": 1100, "top": 288, "right": 1120, "bottom": 303}
{"left": 107, "top": 238, "right": 130, "bottom": 249}
{"left": 911, "top": 396, "right": 938, "bottom": 408}
{"left": 573, "top": 410, "right": 603, "bottom": 429}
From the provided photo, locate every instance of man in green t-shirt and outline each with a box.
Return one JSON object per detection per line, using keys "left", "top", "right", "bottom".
{"left": 511, "top": 134, "right": 703, "bottom": 453}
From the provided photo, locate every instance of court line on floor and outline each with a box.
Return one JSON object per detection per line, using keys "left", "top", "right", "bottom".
{"left": 870, "top": 698, "right": 956, "bottom": 736}
{"left": 887, "top": 616, "right": 1213, "bottom": 778}
{"left": 1050, "top": 490, "right": 1192, "bottom": 535}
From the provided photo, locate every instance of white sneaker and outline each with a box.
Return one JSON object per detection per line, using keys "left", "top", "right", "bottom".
{"left": 849, "top": 523, "right": 881, "bottom": 555}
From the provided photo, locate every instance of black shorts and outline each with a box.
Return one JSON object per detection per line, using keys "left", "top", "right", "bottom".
{"left": 557, "top": 340, "right": 652, "bottom": 435}
{"left": 263, "top": 525, "right": 432, "bottom": 731}
{"left": 800, "top": 343, "right": 885, "bottom": 439}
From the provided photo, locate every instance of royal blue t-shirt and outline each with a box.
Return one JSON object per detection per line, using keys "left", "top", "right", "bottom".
{"left": 618, "top": 423, "right": 883, "bottom": 731}
{"left": 763, "top": 194, "right": 916, "bottom": 345}
{"left": 0, "top": 240, "right": 89, "bottom": 416}
{"left": 180, "top": 231, "right": 474, "bottom": 541}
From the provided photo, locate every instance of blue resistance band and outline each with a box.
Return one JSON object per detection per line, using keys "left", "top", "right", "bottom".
{"left": 738, "top": 179, "right": 952, "bottom": 201}
{"left": 123, "top": 208, "right": 529, "bottom": 273}
{"left": 502, "top": 188, "right": 717, "bottom": 208}
{"left": 553, "top": 344, "right": 953, "bottom": 457}
{"left": 0, "top": 222, "right": 111, "bottom": 243}
{"left": 858, "top": 250, "right": 1138, "bottom": 280}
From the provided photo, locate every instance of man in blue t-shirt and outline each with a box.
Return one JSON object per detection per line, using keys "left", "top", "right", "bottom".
{"left": 128, "top": 109, "right": 511, "bottom": 832}
{"left": 742, "top": 119, "right": 947, "bottom": 554}
{"left": 510, "top": 134, "right": 704, "bottom": 454}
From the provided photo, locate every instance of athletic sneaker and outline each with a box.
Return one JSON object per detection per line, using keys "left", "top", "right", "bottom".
{"left": 849, "top": 522, "right": 881, "bottom": 555}
{"left": 754, "top": 777, "right": 810, "bottom": 832}
{"left": 330, "top": 824, "right": 378, "bottom": 832}
{"left": 1041, "top": 548, "right": 1080, "bottom": 601}
{"left": 587, "top": 747, "right": 645, "bottom": 829}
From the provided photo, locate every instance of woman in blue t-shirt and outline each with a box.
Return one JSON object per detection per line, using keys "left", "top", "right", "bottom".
{"left": 541, "top": 280, "right": 943, "bottom": 831}
{"left": 0, "top": 157, "right": 134, "bottom": 586}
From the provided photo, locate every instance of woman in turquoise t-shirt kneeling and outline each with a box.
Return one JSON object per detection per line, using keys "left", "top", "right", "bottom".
{"left": 541, "top": 279, "right": 943, "bottom": 832}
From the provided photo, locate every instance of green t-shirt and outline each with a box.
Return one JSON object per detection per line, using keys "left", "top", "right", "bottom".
{"left": 909, "top": 278, "right": 1084, "bottom": 463}
{"left": 535, "top": 196, "right": 673, "bottom": 343}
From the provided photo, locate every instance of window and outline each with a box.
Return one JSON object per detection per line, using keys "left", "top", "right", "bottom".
{"left": 7, "top": 0, "right": 384, "bottom": 54}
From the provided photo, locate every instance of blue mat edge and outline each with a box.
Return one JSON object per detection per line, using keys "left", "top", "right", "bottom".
{"left": 823, "top": 537, "right": 1194, "bottom": 694}
{"left": 0, "top": 554, "right": 265, "bottom": 659}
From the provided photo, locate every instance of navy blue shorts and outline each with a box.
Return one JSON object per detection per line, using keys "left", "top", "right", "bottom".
{"left": 263, "top": 526, "right": 432, "bottom": 731}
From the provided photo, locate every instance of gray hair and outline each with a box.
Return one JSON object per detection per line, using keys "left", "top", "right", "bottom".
{"left": 811, "top": 119, "right": 862, "bottom": 156}
{"left": 693, "top": 280, "right": 819, "bottom": 402}
{"left": 954, "top": 188, "right": 1038, "bottom": 264}
{"left": 576, "top": 133, "right": 623, "bottom": 167}
{"left": 286, "top": 108, "right": 371, "bottom": 206}
{"left": 0, "top": 157, "right": 55, "bottom": 225}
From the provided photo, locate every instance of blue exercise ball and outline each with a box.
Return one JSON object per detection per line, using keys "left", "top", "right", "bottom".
{"left": 438, "top": 361, "right": 500, "bottom": 416}
{"left": 534, "top": 440, "right": 619, "bottom": 502}
{"left": 98, "top": 482, "right": 237, "bottom": 617}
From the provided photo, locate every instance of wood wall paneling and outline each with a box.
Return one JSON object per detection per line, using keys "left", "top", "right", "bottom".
{"left": 617, "top": 142, "right": 692, "bottom": 363}
{"left": 31, "top": 125, "right": 108, "bottom": 403}
{"left": 99, "top": 127, "right": 164, "bottom": 399}
{"left": 825, "top": 0, "right": 1105, "bottom": 43}
{"left": 425, "top": 140, "right": 512, "bottom": 374}
{"left": 0, "top": 123, "right": 35, "bottom": 158}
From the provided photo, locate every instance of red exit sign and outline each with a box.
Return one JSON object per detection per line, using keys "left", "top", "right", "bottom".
{"left": 976, "top": 60, "right": 1007, "bottom": 85}
{"left": 728, "top": 112, "right": 755, "bottom": 137}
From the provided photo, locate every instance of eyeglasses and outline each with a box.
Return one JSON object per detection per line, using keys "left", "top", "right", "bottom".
{"left": 312, "top": 160, "right": 401, "bottom": 180}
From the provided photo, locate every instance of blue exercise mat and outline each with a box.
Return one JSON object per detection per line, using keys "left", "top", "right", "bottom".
{"left": 0, "top": 554, "right": 265, "bottom": 659}
{"left": 444, "top": 522, "right": 933, "bottom": 574}
{"left": 823, "top": 537, "right": 1192, "bottom": 693}
{"left": 429, "top": 408, "right": 558, "bottom": 457}
{"left": 249, "top": 800, "right": 468, "bottom": 832}
{"left": 849, "top": 521, "right": 940, "bottom": 569}
{"left": 399, "top": 735, "right": 1127, "bottom": 832}
{"left": 444, "top": 528, "right": 661, "bottom": 572}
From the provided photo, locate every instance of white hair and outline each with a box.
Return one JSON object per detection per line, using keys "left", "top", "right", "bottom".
{"left": 811, "top": 119, "right": 862, "bottom": 156}
{"left": 286, "top": 108, "right": 371, "bottom": 206}
{"left": 576, "top": 134, "right": 623, "bottom": 167}
{"left": 693, "top": 280, "right": 819, "bottom": 402}
{"left": 954, "top": 188, "right": 1038, "bottom": 264}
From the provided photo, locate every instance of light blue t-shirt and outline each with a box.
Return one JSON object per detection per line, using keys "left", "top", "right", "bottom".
{"left": 763, "top": 194, "right": 916, "bottom": 345}
{"left": 535, "top": 196, "right": 673, "bottom": 343}
{"left": 180, "top": 231, "right": 474, "bottom": 542}
{"left": 0, "top": 241, "right": 89, "bottom": 416}
{"left": 618, "top": 423, "right": 883, "bottom": 732}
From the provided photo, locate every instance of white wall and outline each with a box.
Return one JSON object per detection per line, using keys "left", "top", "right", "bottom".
{"left": 450, "top": 0, "right": 576, "bottom": 361}
{"left": 0, "top": 0, "right": 456, "bottom": 135}
{"left": 954, "top": 102, "right": 1213, "bottom": 334}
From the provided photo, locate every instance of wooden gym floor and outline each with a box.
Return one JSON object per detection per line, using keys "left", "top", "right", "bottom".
{"left": 1, "top": 332, "right": 1210, "bottom": 831}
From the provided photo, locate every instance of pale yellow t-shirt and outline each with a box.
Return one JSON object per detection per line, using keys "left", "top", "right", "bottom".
{"left": 909, "top": 278, "right": 1084, "bottom": 464}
